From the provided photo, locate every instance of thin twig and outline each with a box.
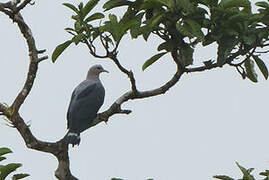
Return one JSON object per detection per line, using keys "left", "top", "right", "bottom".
{"left": 255, "top": 49, "right": 269, "bottom": 54}
{"left": 84, "top": 39, "right": 108, "bottom": 58}
{"left": 228, "top": 47, "right": 256, "bottom": 67}
{"left": 37, "top": 49, "right": 46, "bottom": 54}
{"left": 37, "top": 55, "right": 48, "bottom": 63}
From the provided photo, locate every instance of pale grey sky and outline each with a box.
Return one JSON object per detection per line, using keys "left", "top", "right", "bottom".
{"left": 1, "top": 0, "right": 269, "bottom": 180}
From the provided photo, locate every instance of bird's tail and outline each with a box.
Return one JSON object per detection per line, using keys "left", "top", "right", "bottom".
{"left": 66, "top": 132, "right": 81, "bottom": 147}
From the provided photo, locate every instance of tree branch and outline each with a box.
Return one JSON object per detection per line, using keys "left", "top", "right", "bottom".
{"left": 93, "top": 56, "right": 184, "bottom": 124}
{"left": 15, "top": 0, "right": 32, "bottom": 13}
{"left": 0, "top": 1, "right": 74, "bottom": 180}
{"left": 108, "top": 55, "right": 139, "bottom": 94}
{"left": 0, "top": 103, "right": 7, "bottom": 115}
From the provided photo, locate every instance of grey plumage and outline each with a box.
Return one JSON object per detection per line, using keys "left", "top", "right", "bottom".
{"left": 66, "top": 64, "right": 108, "bottom": 146}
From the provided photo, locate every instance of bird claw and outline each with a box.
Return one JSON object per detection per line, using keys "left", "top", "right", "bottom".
{"left": 66, "top": 133, "right": 80, "bottom": 147}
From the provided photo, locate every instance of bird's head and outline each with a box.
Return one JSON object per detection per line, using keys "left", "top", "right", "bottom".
{"left": 87, "top": 64, "right": 108, "bottom": 79}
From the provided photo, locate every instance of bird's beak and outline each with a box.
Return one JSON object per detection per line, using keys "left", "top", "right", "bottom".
{"left": 102, "top": 69, "right": 109, "bottom": 73}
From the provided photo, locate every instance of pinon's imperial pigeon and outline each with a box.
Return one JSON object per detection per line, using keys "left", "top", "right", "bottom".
{"left": 66, "top": 64, "right": 108, "bottom": 146}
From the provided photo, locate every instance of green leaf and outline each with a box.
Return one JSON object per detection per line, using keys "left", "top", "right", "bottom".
{"left": 82, "top": 0, "right": 100, "bottom": 19}
{"left": 219, "top": 0, "right": 251, "bottom": 9}
{"left": 65, "top": 28, "right": 76, "bottom": 33}
{"left": 78, "top": 2, "right": 84, "bottom": 10}
{"left": 185, "top": 19, "right": 204, "bottom": 40}
{"left": 52, "top": 40, "right": 72, "bottom": 63}
{"left": 242, "top": 34, "right": 256, "bottom": 45}
{"left": 63, "top": 3, "right": 79, "bottom": 14}
{"left": 253, "top": 55, "right": 268, "bottom": 80}
{"left": 244, "top": 59, "right": 258, "bottom": 83}
{"left": 109, "top": 14, "right": 118, "bottom": 23}
{"left": 5, "top": 163, "right": 22, "bottom": 171}
{"left": 150, "top": 13, "right": 164, "bottom": 27}
{"left": 155, "top": 0, "right": 170, "bottom": 7}
{"left": 176, "top": 0, "right": 196, "bottom": 14}
{"left": 12, "top": 173, "right": 30, "bottom": 180}
{"left": 71, "top": 15, "right": 79, "bottom": 21}
{"left": 260, "top": 170, "right": 269, "bottom": 177}
{"left": 0, "top": 147, "right": 12, "bottom": 156}
{"left": 130, "top": 12, "right": 144, "bottom": 39}
{"left": 121, "top": 19, "right": 141, "bottom": 34}
{"left": 143, "top": 13, "right": 164, "bottom": 40}
{"left": 142, "top": 52, "right": 167, "bottom": 71}
{"left": 236, "top": 162, "right": 248, "bottom": 174}
{"left": 0, "top": 156, "right": 6, "bottom": 162}
{"left": 255, "top": 1, "right": 269, "bottom": 9}
{"left": 74, "top": 21, "right": 82, "bottom": 32}
{"left": 176, "top": 23, "right": 193, "bottom": 38}
{"left": 235, "top": 162, "right": 255, "bottom": 180}
{"left": 140, "top": 0, "right": 164, "bottom": 9}
{"left": 217, "top": 37, "right": 237, "bottom": 66}
{"left": 72, "top": 33, "right": 86, "bottom": 45}
{"left": 179, "top": 45, "right": 194, "bottom": 66}
{"left": 0, "top": 163, "right": 22, "bottom": 179}
{"left": 103, "top": 0, "right": 132, "bottom": 11}
{"left": 85, "top": 13, "right": 105, "bottom": 22}
{"left": 103, "top": 14, "right": 122, "bottom": 42}
{"left": 213, "top": 175, "right": 234, "bottom": 180}
{"left": 157, "top": 40, "right": 174, "bottom": 52}
{"left": 202, "top": 34, "right": 215, "bottom": 46}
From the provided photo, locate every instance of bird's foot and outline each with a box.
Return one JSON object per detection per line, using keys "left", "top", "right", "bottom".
{"left": 66, "top": 132, "right": 81, "bottom": 147}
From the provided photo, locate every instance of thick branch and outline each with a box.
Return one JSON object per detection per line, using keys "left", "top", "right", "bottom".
{"left": 0, "top": 2, "right": 72, "bottom": 180}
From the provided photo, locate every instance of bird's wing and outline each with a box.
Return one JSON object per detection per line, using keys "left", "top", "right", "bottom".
{"left": 67, "top": 82, "right": 105, "bottom": 133}
{"left": 67, "top": 90, "right": 76, "bottom": 129}
{"left": 76, "top": 83, "right": 97, "bottom": 100}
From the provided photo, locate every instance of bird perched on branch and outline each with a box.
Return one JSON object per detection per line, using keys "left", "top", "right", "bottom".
{"left": 66, "top": 64, "right": 108, "bottom": 146}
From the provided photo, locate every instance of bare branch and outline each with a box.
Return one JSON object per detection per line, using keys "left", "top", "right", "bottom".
{"left": 37, "top": 55, "right": 48, "bottom": 63}
{"left": 255, "top": 49, "right": 269, "bottom": 54}
{"left": 92, "top": 58, "right": 184, "bottom": 125}
{"left": 15, "top": 0, "right": 32, "bottom": 13}
{"left": 129, "top": 70, "right": 138, "bottom": 94}
{"left": 228, "top": 47, "right": 256, "bottom": 67}
{"left": 0, "top": 103, "right": 7, "bottom": 114}
{"left": 186, "top": 63, "right": 219, "bottom": 73}
{"left": 0, "top": 2, "right": 13, "bottom": 17}
{"left": 37, "top": 49, "right": 46, "bottom": 54}
{"left": 84, "top": 39, "right": 108, "bottom": 58}
{"left": 0, "top": 2, "right": 75, "bottom": 179}
{"left": 100, "top": 35, "right": 109, "bottom": 55}
{"left": 108, "top": 55, "right": 139, "bottom": 94}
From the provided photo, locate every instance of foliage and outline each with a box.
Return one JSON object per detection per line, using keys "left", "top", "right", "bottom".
{"left": 214, "top": 162, "right": 269, "bottom": 180}
{"left": 0, "top": 147, "right": 29, "bottom": 180}
{"left": 53, "top": 0, "right": 268, "bottom": 83}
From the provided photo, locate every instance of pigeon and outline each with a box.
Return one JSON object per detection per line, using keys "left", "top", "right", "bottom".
{"left": 66, "top": 64, "right": 108, "bottom": 146}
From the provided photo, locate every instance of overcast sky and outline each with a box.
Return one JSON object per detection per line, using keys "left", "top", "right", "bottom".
{"left": 1, "top": 0, "right": 269, "bottom": 180}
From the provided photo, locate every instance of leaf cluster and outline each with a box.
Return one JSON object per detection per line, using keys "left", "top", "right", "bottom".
{"left": 0, "top": 147, "right": 29, "bottom": 180}
{"left": 214, "top": 162, "right": 269, "bottom": 180}
{"left": 53, "top": 0, "right": 269, "bottom": 82}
